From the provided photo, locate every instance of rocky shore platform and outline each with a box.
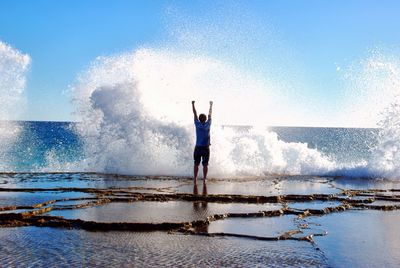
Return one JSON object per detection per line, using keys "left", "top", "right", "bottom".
{"left": 1, "top": 173, "right": 399, "bottom": 267}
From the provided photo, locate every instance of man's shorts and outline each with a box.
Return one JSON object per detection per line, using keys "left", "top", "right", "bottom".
{"left": 194, "top": 146, "right": 210, "bottom": 166}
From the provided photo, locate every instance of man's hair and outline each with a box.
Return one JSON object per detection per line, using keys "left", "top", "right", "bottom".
{"left": 199, "top": 114, "right": 207, "bottom": 123}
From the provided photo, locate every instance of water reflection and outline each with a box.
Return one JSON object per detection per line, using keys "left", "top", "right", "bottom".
{"left": 203, "top": 181, "right": 207, "bottom": 196}
{"left": 193, "top": 181, "right": 207, "bottom": 196}
{"left": 193, "top": 181, "right": 208, "bottom": 231}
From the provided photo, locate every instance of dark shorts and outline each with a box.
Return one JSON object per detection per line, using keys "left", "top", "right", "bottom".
{"left": 194, "top": 146, "right": 210, "bottom": 166}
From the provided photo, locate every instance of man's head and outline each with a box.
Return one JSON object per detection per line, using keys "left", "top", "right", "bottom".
{"left": 199, "top": 114, "right": 207, "bottom": 123}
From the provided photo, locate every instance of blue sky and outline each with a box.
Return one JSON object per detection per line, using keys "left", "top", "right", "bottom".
{"left": 1, "top": 0, "right": 400, "bottom": 124}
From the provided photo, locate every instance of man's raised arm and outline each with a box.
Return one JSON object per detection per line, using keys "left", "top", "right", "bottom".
{"left": 208, "top": 101, "right": 213, "bottom": 120}
{"left": 192, "top": 101, "right": 198, "bottom": 121}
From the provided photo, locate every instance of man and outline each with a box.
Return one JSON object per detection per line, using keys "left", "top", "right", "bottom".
{"left": 192, "top": 100, "right": 213, "bottom": 184}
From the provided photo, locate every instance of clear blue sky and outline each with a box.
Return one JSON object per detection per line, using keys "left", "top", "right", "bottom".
{"left": 1, "top": 0, "right": 400, "bottom": 123}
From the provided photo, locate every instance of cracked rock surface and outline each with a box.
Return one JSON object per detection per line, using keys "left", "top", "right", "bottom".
{"left": 1, "top": 173, "right": 400, "bottom": 267}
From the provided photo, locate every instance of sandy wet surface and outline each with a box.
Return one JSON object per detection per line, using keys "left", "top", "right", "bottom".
{"left": 0, "top": 173, "right": 400, "bottom": 267}
{"left": 0, "top": 227, "right": 328, "bottom": 267}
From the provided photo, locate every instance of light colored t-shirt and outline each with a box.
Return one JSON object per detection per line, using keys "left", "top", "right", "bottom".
{"left": 194, "top": 119, "right": 211, "bottom": 146}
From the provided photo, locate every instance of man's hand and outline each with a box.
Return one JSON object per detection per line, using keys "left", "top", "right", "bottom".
{"left": 208, "top": 101, "right": 213, "bottom": 119}
{"left": 192, "top": 101, "right": 198, "bottom": 120}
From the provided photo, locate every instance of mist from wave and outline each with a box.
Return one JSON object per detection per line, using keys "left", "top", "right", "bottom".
{"left": 0, "top": 41, "right": 30, "bottom": 171}
{"left": 362, "top": 54, "right": 400, "bottom": 178}
{"left": 65, "top": 49, "right": 346, "bottom": 177}
{"left": 58, "top": 49, "right": 399, "bottom": 179}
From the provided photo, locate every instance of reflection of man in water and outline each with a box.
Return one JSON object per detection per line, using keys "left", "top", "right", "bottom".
{"left": 191, "top": 100, "right": 213, "bottom": 184}
{"left": 192, "top": 181, "right": 208, "bottom": 232}
{"left": 193, "top": 180, "right": 207, "bottom": 196}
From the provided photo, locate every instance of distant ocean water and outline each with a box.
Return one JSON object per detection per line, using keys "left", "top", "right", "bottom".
{"left": 0, "top": 121, "right": 381, "bottom": 178}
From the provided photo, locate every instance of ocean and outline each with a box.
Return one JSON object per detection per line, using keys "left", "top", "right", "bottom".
{"left": 1, "top": 121, "right": 381, "bottom": 178}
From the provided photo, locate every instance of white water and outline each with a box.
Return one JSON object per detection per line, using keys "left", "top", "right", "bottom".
{"left": 364, "top": 54, "right": 400, "bottom": 178}
{"left": 0, "top": 41, "right": 30, "bottom": 171}
{"left": 67, "top": 48, "right": 400, "bottom": 179}
{"left": 64, "top": 8, "right": 369, "bottom": 177}
{"left": 328, "top": 53, "right": 400, "bottom": 179}
{"left": 70, "top": 48, "right": 338, "bottom": 177}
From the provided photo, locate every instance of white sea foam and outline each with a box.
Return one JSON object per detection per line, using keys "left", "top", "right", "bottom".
{"left": 35, "top": 48, "right": 400, "bottom": 179}
{"left": 0, "top": 41, "right": 30, "bottom": 171}
{"left": 364, "top": 55, "right": 400, "bottom": 178}
{"left": 330, "top": 53, "right": 400, "bottom": 179}
{"left": 70, "top": 48, "right": 338, "bottom": 177}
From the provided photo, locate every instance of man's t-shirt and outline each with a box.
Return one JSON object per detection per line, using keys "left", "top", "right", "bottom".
{"left": 195, "top": 119, "right": 211, "bottom": 146}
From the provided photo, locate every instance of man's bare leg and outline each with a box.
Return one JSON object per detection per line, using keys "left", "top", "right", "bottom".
{"left": 202, "top": 180, "right": 207, "bottom": 196}
{"left": 203, "top": 165, "right": 208, "bottom": 180}
{"left": 194, "top": 165, "right": 199, "bottom": 184}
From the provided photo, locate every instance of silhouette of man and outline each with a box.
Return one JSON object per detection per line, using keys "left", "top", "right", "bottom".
{"left": 191, "top": 100, "right": 213, "bottom": 184}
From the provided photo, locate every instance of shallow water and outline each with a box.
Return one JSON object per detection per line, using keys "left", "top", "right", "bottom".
{"left": 208, "top": 215, "right": 300, "bottom": 237}
{"left": 0, "top": 227, "right": 328, "bottom": 267}
{"left": 332, "top": 177, "right": 400, "bottom": 190}
{"left": 0, "top": 173, "right": 340, "bottom": 195}
{"left": 0, "top": 191, "right": 93, "bottom": 207}
{"left": 287, "top": 200, "right": 342, "bottom": 210}
{"left": 312, "top": 210, "right": 400, "bottom": 267}
{"left": 1, "top": 173, "right": 400, "bottom": 267}
{"left": 47, "top": 201, "right": 282, "bottom": 223}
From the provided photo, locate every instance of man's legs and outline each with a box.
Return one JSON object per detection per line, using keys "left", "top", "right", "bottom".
{"left": 194, "top": 164, "right": 199, "bottom": 183}
{"left": 202, "top": 165, "right": 208, "bottom": 180}
{"left": 193, "top": 146, "right": 201, "bottom": 183}
{"left": 193, "top": 182, "right": 199, "bottom": 195}
{"left": 202, "top": 147, "right": 210, "bottom": 180}
{"left": 202, "top": 180, "right": 207, "bottom": 195}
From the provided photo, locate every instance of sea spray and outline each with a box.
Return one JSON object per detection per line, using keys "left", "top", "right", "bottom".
{"left": 365, "top": 55, "right": 400, "bottom": 178}
{"left": 44, "top": 50, "right": 400, "bottom": 179}
{"left": 0, "top": 41, "right": 30, "bottom": 171}
{"left": 37, "top": 49, "right": 400, "bottom": 179}
{"left": 370, "top": 101, "right": 400, "bottom": 177}
{"left": 71, "top": 48, "right": 337, "bottom": 176}
{"left": 330, "top": 53, "right": 400, "bottom": 179}
{"left": 342, "top": 52, "right": 400, "bottom": 128}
